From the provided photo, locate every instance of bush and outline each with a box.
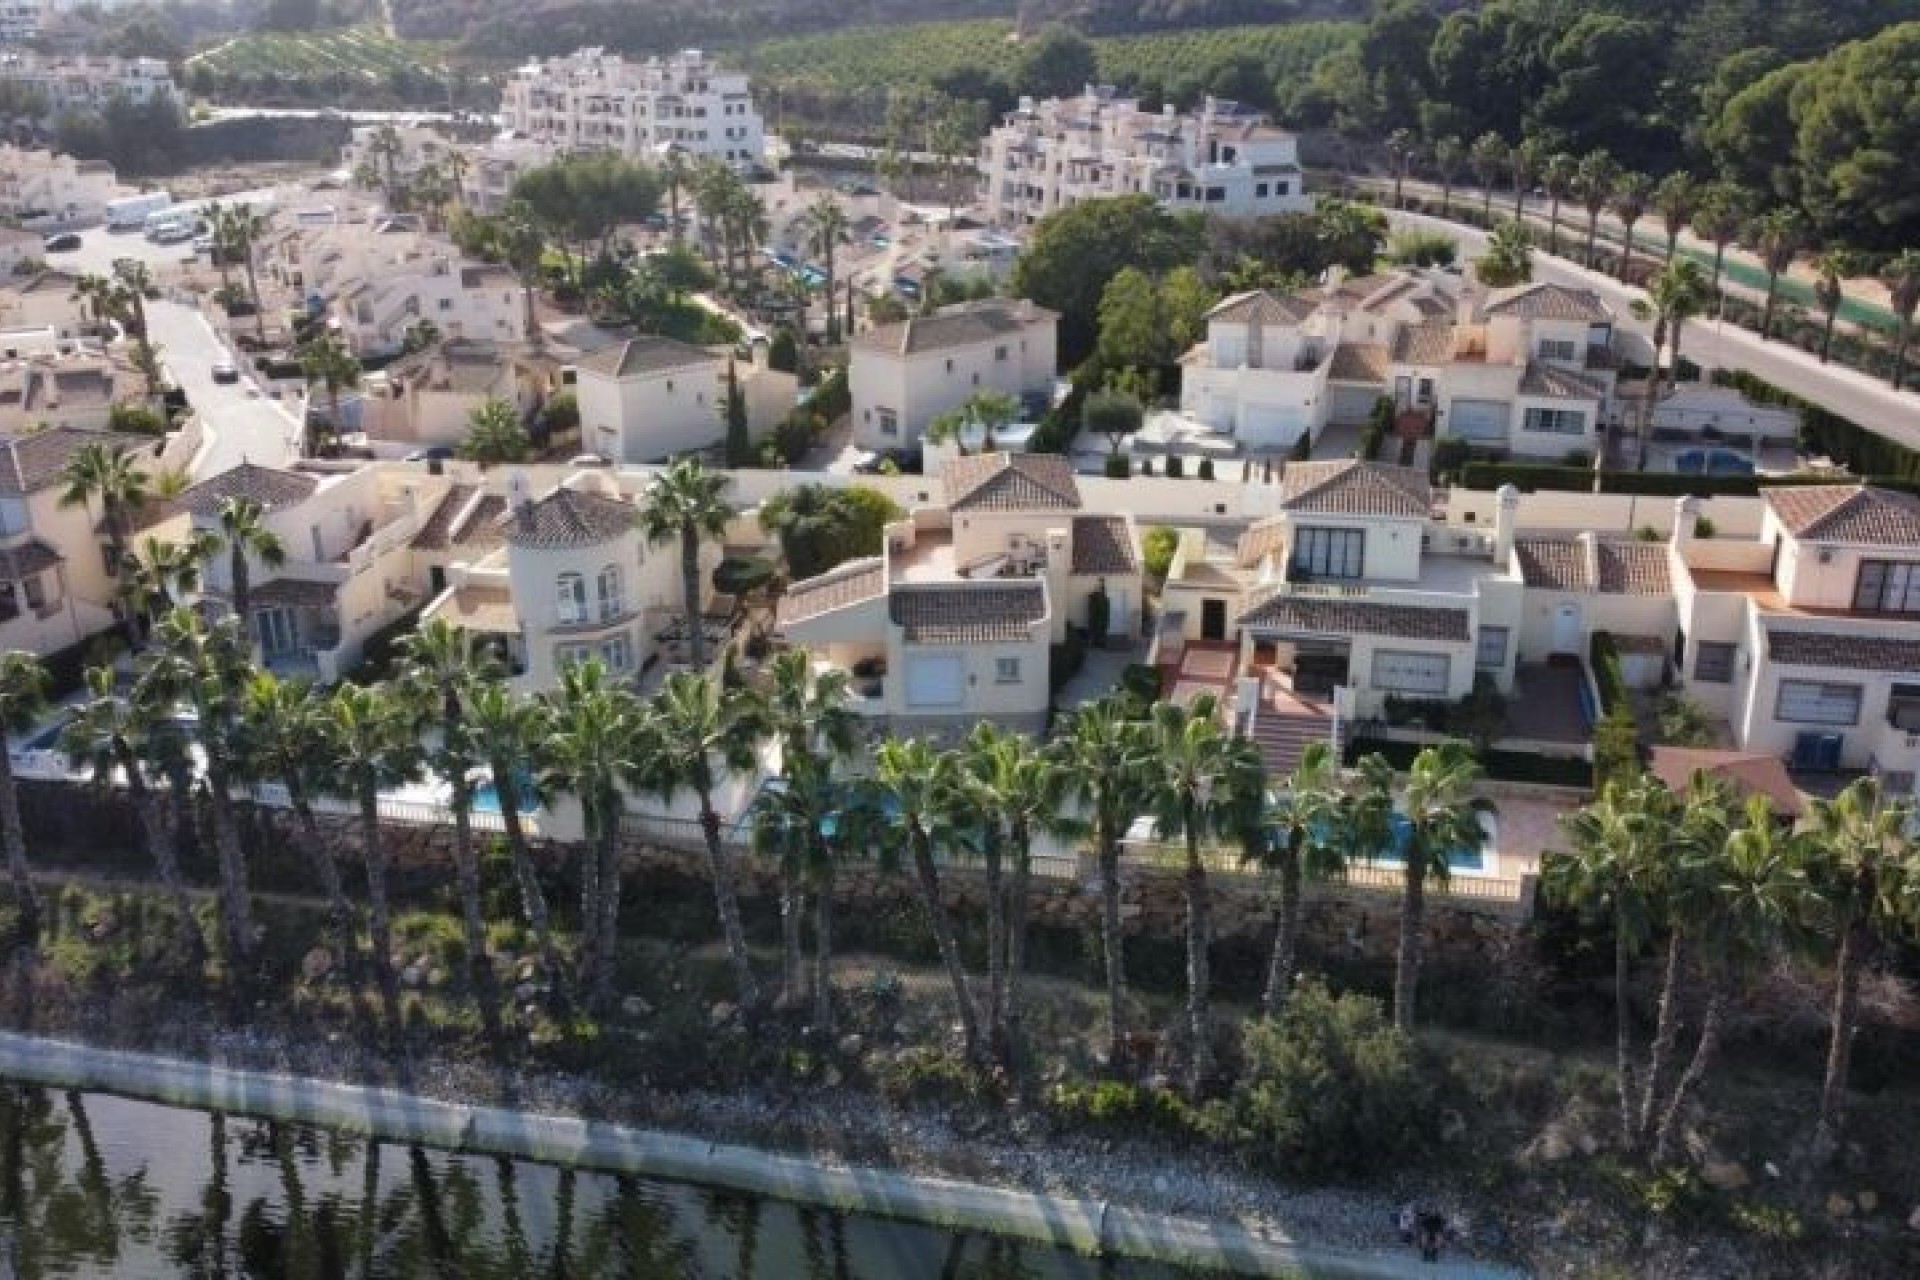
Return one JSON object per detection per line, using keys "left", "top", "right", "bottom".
{"left": 1141, "top": 525, "right": 1179, "bottom": 579}
{"left": 1050, "top": 626, "right": 1088, "bottom": 693}
{"left": 1164, "top": 455, "right": 1184, "bottom": 478}
{"left": 1203, "top": 980, "right": 1436, "bottom": 1179}
{"left": 1086, "top": 587, "right": 1111, "bottom": 642}
{"left": 1590, "top": 631, "right": 1628, "bottom": 714}
{"left": 1196, "top": 457, "right": 1215, "bottom": 481}
{"left": 1119, "top": 663, "right": 1163, "bottom": 710}
{"left": 1104, "top": 452, "right": 1132, "bottom": 478}
{"left": 1387, "top": 228, "right": 1457, "bottom": 268}
{"left": 1693, "top": 516, "right": 1717, "bottom": 539}
{"left": 1048, "top": 1080, "right": 1195, "bottom": 1140}
{"left": 1428, "top": 435, "right": 1471, "bottom": 483}
{"left": 1657, "top": 694, "right": 1715, "bottom": 747}
{"left": 1288, "top": 431, "right": 1312, "bottom": 463}
{"left": 1138, "top": 458, "right": 1154, "bottom": 476}
{"left": 1346, "top": 738, "right": 1593, "bottom": 787}
{"left": 767, "top": 327, "right": 799, "bottom": 374}
{"left": 1358, "top": 396, "right": 1393, "bottom": 462}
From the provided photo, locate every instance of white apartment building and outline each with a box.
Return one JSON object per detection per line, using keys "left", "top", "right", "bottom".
{"left": 980, "top": 87, "right": 1311, "bottom": 228}
{"left": 0, "top": 0, "right": 45, "bottom": 45}
{"left": 0, "top": 53, "right": 175, "bottom": 121}
{"left": 501, "top": 48, "right": 765, "bottom": 168}
{"left": 849, "top": 298, "right": 1058, "bottom": 452}
{"left": 0, "top": 146, "right": 119, "bottom": 228}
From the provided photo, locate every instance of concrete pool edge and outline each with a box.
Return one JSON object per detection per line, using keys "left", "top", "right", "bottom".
{"left": 0, "top": 1031, "right": 1519, "bottom": 1279}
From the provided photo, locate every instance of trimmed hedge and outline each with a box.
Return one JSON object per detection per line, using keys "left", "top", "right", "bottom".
{"left": 1345, "top": 737, "right": 1593, "bottom": 789}
{"left": 1589, "top": 631, "right": 1628, "bottom": 715}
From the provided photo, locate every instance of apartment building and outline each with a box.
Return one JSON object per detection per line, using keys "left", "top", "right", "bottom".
{"left": 979, "top": 87, "right": 1310, "bottom": 228}
{"left": 0, "top": 146, "right": 120, "bottom": 228}
{"left": 575, "top": 337, "right": 795, "bottom": 464}
{"left": 500, "top": 48, "right": 765, "bottom": 168}
{"left": 0, "top": 0, "right": 46, "bottom": 44}
{"left": 0, "top": 53, "right": 176, "bottom": 121}
{"left": 849, "top": 299, "right": 1058, "bottom": 452}
{"left": 776, "top": 453, "right": 1142, "bottom": 736}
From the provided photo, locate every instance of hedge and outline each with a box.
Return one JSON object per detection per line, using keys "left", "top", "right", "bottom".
{"left": 1458, "top": 461, "right": 1920, "bottom": 500}
{"left": 1589, "top": 631, "right": 1628, "bottom": 716}
{"left": 1344, "top": 737, "right": 1593, "bottom": 789}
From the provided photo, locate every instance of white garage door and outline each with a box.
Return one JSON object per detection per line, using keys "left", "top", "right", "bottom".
{"left": 1329, "top": 385, "right": 1379, "bottom": 424}
{"left": 1240, "top": 404, "right": 1307, "bottom": 447}
{"left": 1371, "top": 649, "right": 1452, "bottom": 695}
{"left": 1448, "top": 399, "right": 1510, "bottom": 442}
{"left": 904, "top": 653, "right": 965, "bottom": 708}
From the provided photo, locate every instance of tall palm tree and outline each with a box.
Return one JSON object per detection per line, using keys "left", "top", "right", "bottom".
{"left": 758, "top": 649, "right": 856, "bottom": 1003}
{"left": 212, "top": 204, "right": 270, "bottom": 345}
{"left": 1631, "top": 258, "right": 1712, "bottom": 443}
{"left": 298, "top": 334, "right": 362, "bottom": 458}
{"left": 58, "top": 441, "right": 149, "bottom": 623}
{"left": 1431, "top": 136, "right": 1466, "bottom": 219}
{"left": 637, "top": 457, "right": 733, "bottom": 671}
{"left": 660, "top": 146, "right": 689, "bottom": 245}
{"left": 1689, "top": 184, "right": 1747, "bottom": 297}
{"left": 1880, "top": 249, "right": 1920, "bottom": 391}
{"left": 321, "top": 682, "right": 422, "bottom": 1039}
{"left": 1546, "top": 773, "right": 1677, "bottom": 1149}
{"left": 211, "top": 496, "right": 286, "bottom": 630}
{"left": 500, "top": 199, "right": 547, "bottom": 349}
{"left": 1540, "top": 151, "right": 1577, "bottom": 256}
{"left": 1391, "top": 742, "right": 1492, "bottom": 1032}
{"left": 464, "top": 682, "right": 562, "bottom": 995}
{"left": 369, "top": 124, "right": 405, "bottom": 202}
{"left": 1803, "top": 778, "right": 1920, "bottom": 1156}
{"left": 1136, "top": 693, "right": 1260, "bottom": 1095}
{"left": 647, "top": 672, "right": 762, "bottom": 1011}
{"left": 807, "top": 195, "right": 850, "bottom": 344}
{"left": 0, "top": 652, "right": 48, "bottom": 945}
{"left": 109, "top": 260, "right": 162, "bottom": 400}
{"left": 1749, "top": 209, "right": 1805, "bottom": 341}
{"left": 975, "top": 727, "right": 1068, "bottom": 1063}
{"left": 61, "top": 665, "right": 205, "bottom": 964}
{"left": 1384, "top": 128, "right": 1418, "bottom": 210}
{"left": 1509, "top": 136, "right": 1544, "bottom": 220}
{"left": 1813, "top": 247, "right": 1862, "bottom": 365}
{"left": 117, "top": 534, "right": 212, "bottom": 647}
{"left": 1241, "top": 741, "right": 1344, "bottom": 1017}
{"left": 1609, "top": 171, "right": 1652, "bottom": 280}
{"left": 1476, "top": 221, "right": 1533, "bottom": 288}
{"left": 1467, "top": 132, "right": 1507, "bottom": 224}
{"left": 1575, "top": 150, "right": 1619, "bottom": 269}
{"left": 1651, "top": 173, "right": 1695, "bottom": 265}
{"left": 1054, "top": 697, "right": 1144, "bottom": 1070}
{"left": 541, "top": 659, "right": 645, "bottom": 1012}
{"left": 398, "top": 619, "right": 505, "bottom": 1028}
{"left": 875, "top": 736, "right": 985, "bottom": 1066}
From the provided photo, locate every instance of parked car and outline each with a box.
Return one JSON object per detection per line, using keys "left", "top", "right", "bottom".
{"left": 404, "top": 446, "right": 454, "bottom": 462}
{"left": 42, "top": 232, "right": 81, "bottom": 252}
{"left": 210, "top": 360, "right": 240, "bottom": 384}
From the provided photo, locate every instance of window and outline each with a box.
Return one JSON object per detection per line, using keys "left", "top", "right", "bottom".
{"left": 1694, "top": 642, "right": 1736, "bottom": 684}
{"left": 1522, "top": 407, "right": 1588, "bottom": 435}
{"left": 600, "top": 634, "right": 633, "bottom": 671}
{"left": 1852, "top": 560, "right": 1920, "bottom": 615}
{"left": 1204, "top": 186, "right": 1226, "bottom": 202}
{"left": 878, "top": 408, "right": 898, "bottom": 437}
{"left": 437, "top": 297, "right": 453, "bottom": 312}
{"left": 1776, "top": 680, "right": 1862, "bottom": 726}
{"left": 994, "top": 345, "right": 1008, "bottom": 362}
{"left": 1537, "top": 338, "right": 1577, "bottom": 361}
{"left": 1291, "top": 527, "right": 1365, "bottom": 580}
{"left": 1255, "top": 182, "right": 1269, "bottom": 198}
{"left": 596, "top": 564, "right": 624, "bottom": 620}
{"left": 995, "top": 657, "right": 1021, "bottom": 684}
{"left": 1475, "top": 626, "right": 1509, "bottom": 669}
{"left": 945, "top": 359, "right": 953, "bottom": 373}
{"left": 556, "top": 572, "right": 587, "bottom": 625}
{"left": 554, "top": 642, "right": 592, "bottom": 669}
{"left": 21, "top": 575, "right": 42, "bottom": 613}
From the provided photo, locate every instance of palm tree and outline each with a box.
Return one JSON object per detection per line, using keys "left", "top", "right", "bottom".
{"left": 1881, "top": 249, "right": 1920, "bottom": 391}
{"left": 1749, "top": 209, "right": 1805, "bottom": 341}
{"left": 1576, "top": 150, "right": 1619, "bottom": 269}
{"left": 1241, "top": 741, "right": 1344, "bottom": 1017}
{"left": 637, "top": 457, "right": 733, "bottom": 671}
{"left": 956, "top": 723, "right": 1019, "bottom": 1062}
{"left": 61, "top": 665, "right": 205, "bottom": 964}
{"left": 1055, "top": 697, "right": 1144, "bottom": 1070}
{"left": 1136, "top": 693, "right": 1260, "bottom": 1095}
{"left": 58, "top": 440, "right": 149, "bottom": 602}
{"left": 875, "top": 736, "right": 985, "bottom": 1065}
{"left": 212, "top": 496, "right": 286, "bottom": 629}
{"left": 212, "top": 204, "right": 270, "bottom": 345}
{"left": 1384, "top": 128, "right": 1418, "bottom": 210}
{"left": 807, "top": 195, "right": 850, "bottom": 344}
{"left": 1631, "top": 258, "right": 1712, "bottom": 431}
{"left": 975, "top": 727, "right": 1068, "bottom": 1063}
{"left": 1609, "top": 171, "right": 1652, "bottom": 280}
{"left": 1509, "top": 136, "right": 1544, "bottom": 221}
{"left": 660, "top": 146, "right": 689, "bottom": 245}
{"left": 1651, "top": 173, "right": 1695, "bottom": 265}
{"left": 1813, "top": 247, "right": 1862, "bottom": 365}
{"left": 117, "top": 534, "right": 211, "bottom": 646}
{"left": 541, "top": 660, "right": 645, "bottom": 1013}
{"left": 457, "top": 397, "right": 531, "bottom": 465}
{"left": 464, "top": 682, "right": 562, "bottom": 995}
{"left": 647, "top": 672, "right": 762, "bottom": 1011}
{"left": 758, "top": 649, "right": 857, "bottom": 1004}
{"left": 1431, "top": 136, "right": 1465, "bottom": 218}
{"left": 321, "top": 682, "right": 422, "bottom": 1040}
{"left": 1803, "top": 778, "right": 1920, "bottom": 1156}
{"left": 1467, "top": 132, "right": 1507, "bottom": 224}
{"left": 369, "top": 123, "right": 405, "bottom": 202}
{"left": 0, "top": 652, "right": 48, "bottom": 945}
{"left": 1391, "top": 742, "right": 1492, "bottom": 1032}
{"left": 398, "top": 619, "right": 505, "bottom": 1027}
{"left": 1476, "top": 221, "right": 1533, "bottom": 288}
{"left": 1689, "top": 184, "right": 1747, "bottom": 297}
{"left": 1546, "top": 773, "right": 1676, "bottom": 1149}
{"left": 298, "top": 334, "right": 361, "bottom": 458}
{"left": 500, "top": 199, "right": 547, "bottom": 349}
{"left": 1540, "top": 151, "right": 1577, "bottom": 255}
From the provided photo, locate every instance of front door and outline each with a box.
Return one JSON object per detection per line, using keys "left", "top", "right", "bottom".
{"left": 255, "top": 606, "right": 297, "bottom": 656}
{"left": 1551, "top": 602, "right": 1582, "bottom": 655}
{"left": 1201, "top": 599, "right": 1227, "bottom": 642}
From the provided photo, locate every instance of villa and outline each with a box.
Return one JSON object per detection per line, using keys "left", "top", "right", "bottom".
{"left": 849, "top": 299, "right": 1058, "bottom": 454}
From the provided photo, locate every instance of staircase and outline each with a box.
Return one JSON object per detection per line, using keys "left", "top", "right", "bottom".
{"left": 1248, "top": 699, "right": 1337, "bottom": 776}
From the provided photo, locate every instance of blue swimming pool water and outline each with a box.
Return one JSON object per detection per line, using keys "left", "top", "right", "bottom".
{"left": 1301, "top": 811, "right": 1487, "bottom": 872}
{"left": 1676, "top": 448, "right": 1755, "bottom": 476}
{"left": 471, "top": 769, "right": 538, "bottom": 815}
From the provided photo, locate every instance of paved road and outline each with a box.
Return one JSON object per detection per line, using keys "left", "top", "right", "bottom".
{"left": 1391, "top": 209, "right": 1920, "bottom": 454}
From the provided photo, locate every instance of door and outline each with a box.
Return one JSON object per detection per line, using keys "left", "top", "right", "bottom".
{"left": 1551, "top": 602, "right": 1582, "bottom": 655}
{"left": 1448, "top": 399, "right": 1511, "bottom": 442}
{"left": 255, "top": 606, "right": 296, "bottom": 656}
{"left": 903, "top": 653, "right": 964, "bottom": 708}
{"left": 1201, "top": 599, "right": 1227, "bottom": 642}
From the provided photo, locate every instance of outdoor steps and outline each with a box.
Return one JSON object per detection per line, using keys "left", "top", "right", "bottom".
{"left": 1249, "top": 705, "right": 1335, "bottom": 776}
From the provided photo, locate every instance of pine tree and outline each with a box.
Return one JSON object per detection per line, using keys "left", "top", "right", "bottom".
{"left": 723, "top": 359, "right": 752, "bottom": 467}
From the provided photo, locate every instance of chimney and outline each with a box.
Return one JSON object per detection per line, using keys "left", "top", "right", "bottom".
{"left": 1492, "top": 483, "right": 1520, "bottom": 564}
{"left": 1671, "top": 495, "right": 1700, "bottom": 555}
{"left": 507, "top": 470, "right": 533, "bottom": 525}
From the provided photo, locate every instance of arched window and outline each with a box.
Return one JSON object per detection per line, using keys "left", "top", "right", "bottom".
{"left": 556, "top": 571, "right": 587, "bottom": 625}
{"left": 597, "top": 564, "right": 624, "bottom": 620}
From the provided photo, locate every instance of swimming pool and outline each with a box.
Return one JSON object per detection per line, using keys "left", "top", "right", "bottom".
{"left": 1294, "top": 810, "right": 1493, "bottom": 873}
{"left": 470, "top": 768, "right": 538, "bottom": 815}
{"left": 1675, "top": 448, "right": 1754, "bottom": 476}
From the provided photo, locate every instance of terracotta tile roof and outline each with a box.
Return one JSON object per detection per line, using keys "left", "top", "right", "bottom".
{"left": 1650, "top": 746, "right": 1803, "bottom": 818}
{"left": 1519, "top": 361, "right": 1607, "bottom": 400}
{"left": 500, "top": 486, "right": 634, "bottom": 549}
{"left": 1513, "top": 537, "right": 1670, "bottom": 596}
{"left": 1237, "top": 593, "right": 1470, "bottom": 642}
{"left": 1764, "top": 485, "right": 1920, "bottom": 546}
{"left": 1236, "top": 516, "right": 1286, "bottom": 566}
{"left": 575, "top": 335, "right": 718, "bottom": 379}
{"left": 853, "top": 299, "right": 1053, "bottom": 357}
{"left": 889, "top": 582, "right": 1045, "bottom": 644}
{"left": 1069, "top": 515, "right": 1137, "bottom": 575}
{"left": 1484, "top": 283, "right": 1611, "bottom": 323}
{"left": 1279, "top": 459, "right": 1431, "bottom": 519}
{"left": 1203, "top": 290, "right": 1315, "bottom": 326}
{"left": 177, "top": 463, "right": 319, "bottom": 517}
{"left": 943, "top": 452, "right": 1080, "bottom": 512}
{"left": 0, "top": 538, "right": 60, "bottom": 579}
{"left": 411, "top": 486, "right": 506, "bottom": 554}
{"left": 1391, "top": 322, "right": 1455, "bottom": 365}
{"left": 776, "top": 557, "right": 885, "bottom": 627}
{"left": 1328, "top": 342, "right": 1390, "bottom": 383}
{"left": 1765, "top": 628, "right": 1920, "bottom": 672}
{"left": 0, "top": 427, "right": 159, "bottom": 497}
{"left": 250, "top": 577, "right": 339, "bottom": 608}
{"left": 410, "top": 483, "right": 477, "bottom": 550}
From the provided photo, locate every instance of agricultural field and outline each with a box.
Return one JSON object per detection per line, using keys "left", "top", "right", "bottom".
{"left": 187, "top": 24, "right": 455, "bottom": 86}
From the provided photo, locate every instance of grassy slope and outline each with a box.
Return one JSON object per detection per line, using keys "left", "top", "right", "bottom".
{"left": 188, "top": 24, "right": 454, "bottom": 81}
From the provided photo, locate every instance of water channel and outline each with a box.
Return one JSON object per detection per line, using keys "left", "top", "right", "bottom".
{"left": 0, "top": 1083, "right": 1253, "bottom": 1278}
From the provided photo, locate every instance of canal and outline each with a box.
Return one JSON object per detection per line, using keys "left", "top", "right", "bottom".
{"left": 0, "top": 1083, "right": 1250, "bottom": 1278}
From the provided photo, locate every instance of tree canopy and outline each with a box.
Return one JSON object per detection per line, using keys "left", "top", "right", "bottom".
{"left": 1012, "top": 196, "right": 1207, "bottom": 367}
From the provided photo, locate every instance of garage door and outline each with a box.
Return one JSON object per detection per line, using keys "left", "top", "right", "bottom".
{"left": 1328, "top": 385, "right": 1379, "bottom": 424}
{"left": 904, "top": 653, "right": 965, "bottom": 708}
{"left": 1448, "top": 399, "right": 1510, "bottom": 442}
{"left": 1371, "top": 649, "right": 1451, "bottom": 695}
{"left": 1240, "top": 404, "right": 1307, "bottom": 447}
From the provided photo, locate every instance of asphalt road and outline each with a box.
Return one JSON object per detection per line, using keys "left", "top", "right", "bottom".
{"left": 1392, "top": 209, "right": 1920, "bottom": 454}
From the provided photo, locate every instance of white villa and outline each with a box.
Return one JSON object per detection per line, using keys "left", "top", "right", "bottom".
{"left": 500, "top": 48, "right": 766, "bottom": 169}
{"left": 0, "top": 146, "right": 120, "bottom": 229}
{"left": 849, "top": 299, "right": 1058, "bottom": 453}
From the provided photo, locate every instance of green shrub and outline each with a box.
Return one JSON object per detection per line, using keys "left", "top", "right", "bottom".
{"left": 1589, "top": 631, "right": 1628, "bottom": 714}
{"left": 1050, "top": 627, "right": 1088, "bottom": 692}
{"left": 1104, "top": 452, "right": 1132, "bottom": 478}
{"left": 876, "top": 1047, "right": 996, "bottom": 1107}
{"left": 1593, "top": 708, "right": 1641, "bottom": 787}
{"left": 1164, "top": 455, "right": 1185, "bottom": 478}
{"left": 1141, "top": 525, "right": 1179, "bottom": 579}
{"left": 1429, "top": 435, "right": 1472, "bottom": 482}
{"left": 1196, "top": 457, "right": 1214, "bottom": 481}
{"left": 1119, "top": 663, "right": 1163, "bottom": 710}
{"left": 1693, "top": 516, "right": 1716, "bottom": 538}
{"left": 1048, "top": 1080, "right": 1195, "bottom": 1140}
{"left": 1345, "top": 738, "right": 1593, "bottom": 787}
{"left": 1202, "top": 979, "right": 1436, "bottom": 1179}
{"left": 1086, "top": 587, "right": 1111, "bottom": 641}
